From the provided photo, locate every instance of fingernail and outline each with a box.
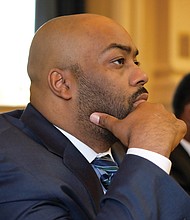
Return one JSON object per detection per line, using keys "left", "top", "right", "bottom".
{"left": 90, "top": 113, "right": 100, "bottom": 125}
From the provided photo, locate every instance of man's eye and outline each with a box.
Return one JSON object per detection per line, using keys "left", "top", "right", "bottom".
{"left": 113, "top": 58, "right": 125, "bottom": 65}
{"left": 134, "top": 61, "right": 140, "bottom": 66}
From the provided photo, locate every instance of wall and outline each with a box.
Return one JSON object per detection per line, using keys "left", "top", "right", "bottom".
{"left": 86, "top": 0, "right": 190, "bottom": 111}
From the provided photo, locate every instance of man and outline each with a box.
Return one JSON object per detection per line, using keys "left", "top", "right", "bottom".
{"left": 170, "top": 73, "right": 190, "bottom": 195}
{"left": 0, "top": 14, "right": 189, "bottom": 219}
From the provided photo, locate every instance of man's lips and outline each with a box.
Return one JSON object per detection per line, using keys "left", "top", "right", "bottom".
{"left": 133, "top": 93, "right": 149, "bottom": 107}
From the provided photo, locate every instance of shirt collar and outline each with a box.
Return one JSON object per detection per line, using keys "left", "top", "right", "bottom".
{"left": 55, "top": 126, "right": 112, "bottom": 163}
{"left": 180, "top": 139, "right": 190, "bottom": 156}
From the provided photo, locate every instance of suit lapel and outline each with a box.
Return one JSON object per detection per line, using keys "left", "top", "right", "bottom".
{"left": 63, "top": 142, "right": 103, "bottom": 212}
{"left": 20, "top": 104, "right": 103, "bottom": 212}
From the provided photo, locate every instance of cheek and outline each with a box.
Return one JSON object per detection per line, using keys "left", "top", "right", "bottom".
{"left": 109, "top": 77, "right": 131, "bottom": 97}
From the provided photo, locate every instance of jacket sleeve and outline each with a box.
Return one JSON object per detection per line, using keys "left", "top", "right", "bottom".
{"left": 96, "top": 154, "right": 190, "bottom": 220}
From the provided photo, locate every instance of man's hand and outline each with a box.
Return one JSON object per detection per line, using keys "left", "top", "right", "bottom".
{"left": 90, "top": 102, "right": 187, "bottom": 158}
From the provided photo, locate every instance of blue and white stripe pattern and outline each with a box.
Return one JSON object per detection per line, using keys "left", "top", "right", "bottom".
{"left": 92, "top": 154, "right": 119, "bottom": 190}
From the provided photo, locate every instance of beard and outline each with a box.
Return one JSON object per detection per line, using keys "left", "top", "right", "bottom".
{"left": 72, "top": 64, "right": 148, "bottom": 145}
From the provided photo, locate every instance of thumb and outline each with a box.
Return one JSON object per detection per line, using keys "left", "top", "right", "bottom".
{"left": 90, "top": 112, "right": 130, "bottom": 146}
{"left": 90, "top": 112, "right": 119, "bottom": 133}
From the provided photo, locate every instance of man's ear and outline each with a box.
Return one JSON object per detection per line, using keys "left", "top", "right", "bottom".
{"left": 48, "top": 68, "right": 73, "bottom": 100}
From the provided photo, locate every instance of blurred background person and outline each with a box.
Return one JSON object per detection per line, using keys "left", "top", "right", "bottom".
{"left": 170, "top": 73, "right": 190, "bottom": 195}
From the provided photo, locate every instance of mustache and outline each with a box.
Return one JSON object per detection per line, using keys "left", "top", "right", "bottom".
{"left": 127, "top": 87, "right": 148, "bottom": 114}
{"left": 131, "top": 87, "right": 148, "bottom": 101}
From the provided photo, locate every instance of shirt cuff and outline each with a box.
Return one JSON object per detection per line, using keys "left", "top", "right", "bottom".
{"left": 127, "top": 148, "right": 172, "bottom": 174}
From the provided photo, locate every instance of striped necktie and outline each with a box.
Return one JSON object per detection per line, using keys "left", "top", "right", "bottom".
{"left": 92, "top": 154, "right": 119, "bottom": 190}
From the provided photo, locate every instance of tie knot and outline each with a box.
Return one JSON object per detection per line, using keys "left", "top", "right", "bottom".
{"left": 92, "top": 154, "right": 119, "bottom": 190}
{"left": 92, "top": 155, "right": 118, "bottom": 172}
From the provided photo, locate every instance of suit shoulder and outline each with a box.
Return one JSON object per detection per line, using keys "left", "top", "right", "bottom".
{"left": 0, "top": 110, "right": 24, "bottom": 135}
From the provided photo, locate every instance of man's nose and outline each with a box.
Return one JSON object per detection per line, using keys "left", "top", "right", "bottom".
{"left": 129, "top": 67, "right": 148, "bottom": 86}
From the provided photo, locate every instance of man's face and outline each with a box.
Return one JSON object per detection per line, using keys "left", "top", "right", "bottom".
{"left": 70, "top": 17, "right": 148, "bottom": 144}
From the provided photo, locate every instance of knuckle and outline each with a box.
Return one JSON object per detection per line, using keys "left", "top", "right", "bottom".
{"left": 99, "top": 115, "right": 110, "bottom": 127}
{"left": 178, "top": 119, "right": 187, "bottom": 134}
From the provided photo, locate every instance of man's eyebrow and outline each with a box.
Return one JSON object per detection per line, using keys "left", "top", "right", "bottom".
{"left": 101, "top": 43, "right": 139, "bottom": 56}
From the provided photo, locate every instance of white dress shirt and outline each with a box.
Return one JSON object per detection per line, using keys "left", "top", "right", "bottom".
{"left": 56, "top": 127, "right": 171, "bottom": 174}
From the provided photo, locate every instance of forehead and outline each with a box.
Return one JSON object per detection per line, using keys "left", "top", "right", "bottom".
{"left": 80, "top": 19, "right": 138, "bottom": 58}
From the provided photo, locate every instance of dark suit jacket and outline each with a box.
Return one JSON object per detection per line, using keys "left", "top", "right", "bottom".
{"left": 0, "top": 103, "right": 190, "bottom": 220}
{"left": 170, "top": 143, "right": 190, "bottom": 195}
